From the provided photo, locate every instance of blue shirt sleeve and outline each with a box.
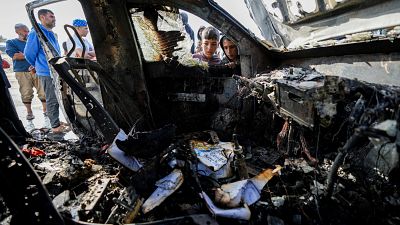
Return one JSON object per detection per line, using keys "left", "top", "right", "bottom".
{"left": 24, "top": 30, "right": 39, "bottom": 66}
{"left": 5, "top": 40, "right": 19, "bottom": 59}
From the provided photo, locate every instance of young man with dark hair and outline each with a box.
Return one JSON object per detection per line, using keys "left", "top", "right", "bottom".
{"left": 24, "top": 9, "right": 70, "bottom": 133}
{"left": 6, "top": 23, "right": 50, "bottom": 131}
{"left": 192, "top": 26, "right": 221, "bottom": 65}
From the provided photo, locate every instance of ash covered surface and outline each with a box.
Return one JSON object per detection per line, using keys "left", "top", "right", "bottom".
{"left": 1, "top": 67, "right": 400, "bottom": 225}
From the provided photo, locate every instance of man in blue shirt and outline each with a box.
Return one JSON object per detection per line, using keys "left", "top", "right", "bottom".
{"left": 6, "top": 23, "right": 49, "bottom": 130}
{"left": 24, "top": 9, "right": 70, "bottom": 133}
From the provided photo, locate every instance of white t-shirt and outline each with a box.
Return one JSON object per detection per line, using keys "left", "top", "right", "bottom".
{"left": 66, "top": 35, "right": 94, "bottom": 54}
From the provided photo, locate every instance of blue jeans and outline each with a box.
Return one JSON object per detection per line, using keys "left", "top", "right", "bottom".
{"left": 39, "top": 76, "right": 60, "bottom": 128}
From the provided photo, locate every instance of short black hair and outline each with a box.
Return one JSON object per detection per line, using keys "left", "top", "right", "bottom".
{"left": 201, "top": 27, "right": 219, "bottom": 41}
{"left": 37, "top": 9, "right": 54, "bottom": 19}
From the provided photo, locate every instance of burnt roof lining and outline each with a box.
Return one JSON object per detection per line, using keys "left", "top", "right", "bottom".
{"left": 125, "top": 0, "right": 274, "bottom": 56}
{"left": 285, "top": 0, "right": 387, "bottom": 26}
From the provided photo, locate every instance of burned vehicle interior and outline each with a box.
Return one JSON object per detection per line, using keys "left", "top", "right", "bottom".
{"left": 1, "top": 0, "right": 400, "bottom": 224}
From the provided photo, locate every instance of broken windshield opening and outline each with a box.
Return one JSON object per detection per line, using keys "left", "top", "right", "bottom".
{"left": 130, "top": 7, "right": 211, "bottom": 68}
{"left": 213, "top": 0, "right": 263, "bottom": 40}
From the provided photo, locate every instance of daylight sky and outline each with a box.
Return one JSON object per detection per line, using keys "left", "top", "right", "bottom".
{"left": 0, "top": 0, "right": 263, "bottom": 45}
{"left": 0, "top": 0, "right": 87, "bottom": 43}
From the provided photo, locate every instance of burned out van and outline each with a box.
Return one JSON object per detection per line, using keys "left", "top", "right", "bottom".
{"left": 0, "top": 0, "right": 399, "bottom": 224}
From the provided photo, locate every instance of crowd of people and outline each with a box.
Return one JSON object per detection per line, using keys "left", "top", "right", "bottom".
{"left": 1, "top": 8, "right": 95, "bottom": 134}
{"left": 1, "top": 9, "right": 239, "bottom": 134}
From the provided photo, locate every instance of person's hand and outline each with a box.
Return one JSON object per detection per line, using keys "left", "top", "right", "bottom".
{"left": 13, "top": 52, "right": 25, "bottom": 60}
{"left": 29, "top": 65, "right": 36, "bottom": 75}
{"left": 74, "top": 48, "right": 83, "bottom": 58}
{"left": 225, "top": 62, "right": 236, "bottom": 69}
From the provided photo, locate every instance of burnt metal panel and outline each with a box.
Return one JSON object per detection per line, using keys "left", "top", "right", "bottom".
{"left": 244, "top": 0, "right": 286, "bottom": 47}
{"left": 290, "top": 0, "right": 386, "bottom": 26}
{"left": 279, "top": 37, "right": 400, "bottom": 60}
{"left": 282, "top": 52, "right": 400, "bottom": 86}
{"left": 275, "top": 80, "right": 317, "bottom": 128}
{"left": 79, "top": 0, "right": 154, "bottom": 131}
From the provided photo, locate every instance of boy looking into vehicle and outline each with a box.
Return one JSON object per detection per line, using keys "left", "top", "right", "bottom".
{"left": 220, "top": 36, "right": 241, "bottom": 74}
{"left": 192, "top": 26, "right": 221, "bottom": 65}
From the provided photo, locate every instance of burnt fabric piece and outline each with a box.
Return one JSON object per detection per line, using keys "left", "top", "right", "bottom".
{"left": 116, "top": 124, "right": 176, "bottom": 157}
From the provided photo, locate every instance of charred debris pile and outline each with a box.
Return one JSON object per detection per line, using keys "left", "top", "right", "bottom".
{"left": 1, "top": 67, "right": 400, "bottom": 225}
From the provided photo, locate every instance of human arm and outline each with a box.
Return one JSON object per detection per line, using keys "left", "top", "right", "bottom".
{"left": 65, "top": 37, "right": 95, "bottom": 59}
{"left": 86, "top": 41, "right": 96, "bottom": 59}
{"left": 87, "top": 50, "right": 96, "bottom": 59}
{"left": 5, "top": 40, "right": 25, "bottom": 61}
{"left": 74, "top": 48, "right": 96, "bottom": 60}
{"left": 12, "top": 52, "right": 25, "bottom": 60}
{"left": 66, "top": 39, "right": 83, "bottom": 57}
{"left": 208, "top": 64, "right": 234, "bottom": 76}
{"left": 208, "top": 59, "right": 241, "bottom": 76}
{"left": 23, "top": 31, "right": 40, "bottom": 66}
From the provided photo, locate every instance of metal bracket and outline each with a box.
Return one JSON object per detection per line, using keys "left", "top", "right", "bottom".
{"left": 49, "top": 57, "right": 119, "bottom": 143}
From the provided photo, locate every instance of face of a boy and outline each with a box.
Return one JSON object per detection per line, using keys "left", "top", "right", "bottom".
{"left": 202, "top": 39, "right": 218, "bottom": 59}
